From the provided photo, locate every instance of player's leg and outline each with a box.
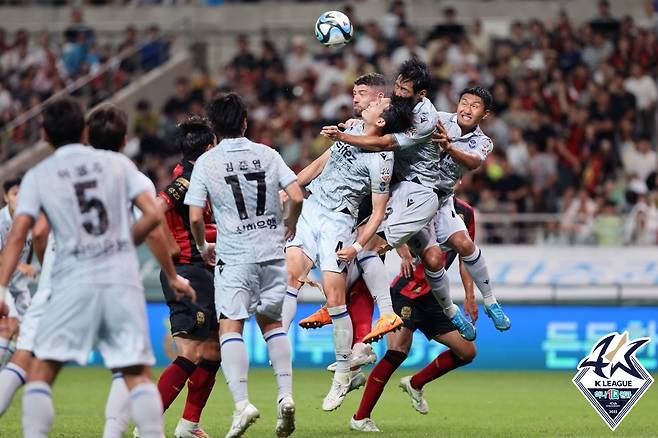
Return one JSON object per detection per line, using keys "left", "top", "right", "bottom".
{"left": 411, "top": 330, "right": 476, "bottom": 391}
{"left": 347, "top": 278, "right": 376, "bottom": 368}
{"left": 120, "top": 365, "right": 164, "bottom": 438}
{"left": 22, "top": 358, "right": 63, "bottom": 438}
{"left": 0, "top": 294, "right": 19, "bottom": 368}
{"left": 0, "top": 349, "right": 32, "bottom": 416}
{"left": 282, "top": 246, "right": 314, "bottom": 331}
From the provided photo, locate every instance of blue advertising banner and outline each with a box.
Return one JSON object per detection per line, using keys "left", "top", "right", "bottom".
{"left": 87, "top": 304, "right": 657, "bottom": 371}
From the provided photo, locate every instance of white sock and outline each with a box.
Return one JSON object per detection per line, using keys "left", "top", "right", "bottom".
{"left": 264, "top": 327, "right": 292, "bottom": 400}
{"left": 22, "top": 381, "right": 54, "bottom": 438}
{"left": 328, "top": 306, "right": 353, "bottom": 375}
{"left": 0, "top": 338, "right": 11, "bottom": 369}
{"left": 220, "top": 332, "right": 249, "bottom": 406}
{"left": 358, "top": 251, "right": 394, "bottom": 315}
{"left": 425, "top": 268, "right": 457, "bottom": 318}
{"left": 0, "top": 362, "right": 26, "bottom": 416}
{"left": 129, "top": 382, "right": 164, "bottom": 438}
{"left": 281, "top": 287, "right": 299, "bottom": 333}
{"left": 102, "top": 373, "right": 131, "bottom": 438}
{"left": 462, "top": 247, "right": 497, "bottom": 306}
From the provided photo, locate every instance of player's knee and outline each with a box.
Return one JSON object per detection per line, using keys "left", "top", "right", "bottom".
{"left": 451, "top": 233, "right": 476, "bottom": 256}
{"left": 421, "top": 246, "right": 443, "bottom": 271}
{"left": 454, "top": 343, "right": 476, "bottom": 363}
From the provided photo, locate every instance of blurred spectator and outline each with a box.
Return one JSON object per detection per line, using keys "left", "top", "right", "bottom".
{"left": 623, "top": 194, "right": 658, "bottom": 245}
{"left": 562, "top": 189, "right": 597, "bottom": 244}
{"left": 163, "top": 77, "right": 191, "bottom": 117}
{"left": 231, "top": 34, "right": 257, "bottom": 71}
{"left": 624, "top": 64, "right": 658, "bottom": 138}
{"left": 140, "top": 25, "right": 169, "bottom": 71}
{"left": 593, "top": 199, "right": 623, "bottom": 245}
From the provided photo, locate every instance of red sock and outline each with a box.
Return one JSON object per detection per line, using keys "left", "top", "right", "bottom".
{"left": 183, "top": 359, "right": 221, "bottom": 423}
{"left": 158, "top": 356, "right": 196, "bottom": 411}
{"left": 410, "top": 350, "right": 469, "bottom": 390}
{"left": 354, "top": 350, "right": 406, "bottom": 420}
{"left": 348, "top": 279, "right": 375, "bottom": 345}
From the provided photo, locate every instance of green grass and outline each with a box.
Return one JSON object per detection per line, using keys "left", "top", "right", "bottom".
{"left": 2, "top": 368, "right": 657, "bottom": 437}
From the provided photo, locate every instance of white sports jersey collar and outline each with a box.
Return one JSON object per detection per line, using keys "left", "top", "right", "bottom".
{"left": 218, "top": 137, "right": 251, "bottom": 151}
{"left": 448, "top": 113, "right": 485, "bottom": 140}
{"left": 53, "top": 143, "right": 90, "bottom": 157}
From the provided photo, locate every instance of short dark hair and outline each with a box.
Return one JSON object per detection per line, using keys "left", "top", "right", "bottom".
{"left": 177, "top": 116, "right": 215, "bottom": 161}
{"left": 460, "top": 86, "right": 493, "bottom": 111}
{"left": 3, "top": 177, "right": 21, "bottom": 194}
{"left": 380, "top": 98, "right": 414, "bottom": 135}
{"left": 41, "top": 97, "right": 85, "bottom": 148}
{"left": 87, "top": 104, "right": 128, "bottom": 152}
{"left": 205, "top": 93, "right": 247, "bottom": 138}
{"left": 397, "top": 59, "right": 431, "bottom": 94}
{"left": 354, "top": 73, "right": 387, "bottom": 88}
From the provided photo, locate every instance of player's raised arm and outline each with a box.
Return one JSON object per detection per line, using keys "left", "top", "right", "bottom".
{"left": 321, "top": 126, "right": 398, "bottom": 151}
{"left": 296, "top": 147, "right": 332, "bottom": 187}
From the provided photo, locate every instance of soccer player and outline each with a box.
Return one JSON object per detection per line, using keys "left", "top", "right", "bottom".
{"left": 184, "top": 93, "right": 304, "bottom": 438}
{"left": 0, "top": 97, "right": 188, "bottom": 438}
{"left": 0, "top": 178, "right": 35, "bottom": 368}
{"left": 285, "top": 92, "right": 414, "bottom": 412}
{"left": 350, "top": 198, "right": 479, "bottom": 432}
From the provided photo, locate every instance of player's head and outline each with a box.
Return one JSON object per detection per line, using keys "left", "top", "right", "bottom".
{"left": 457, "top": 86, "right": 492, "bottom": 130}
{"left": 206, "top": 92, "right": 247, "bottom": 139}
{"left": 361, "top": 97, "right": 414, "bottom": 135}
{"left": 41, "top": 97, "right": 85, "bottom": 148}
{"left": 87, "top": 104, "right": 128, "bottom": 152}
{"left": 394, "top": 59, "right": 431, "bottom": 103}
{"left": 178, "top": 116, "right": 216, "bottom": 162}
{"left": 2, "top": 177, "right": 21, "bottom": 213}
{"left": 353, "top": 73, "right": 387, "bottom": 117}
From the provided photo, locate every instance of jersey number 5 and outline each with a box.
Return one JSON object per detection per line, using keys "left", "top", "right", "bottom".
{"left": 225, "top": 172, "right": 266, "bottom": 220}
{"left": 74, "top": 180, "right": 109, "bottom": 235}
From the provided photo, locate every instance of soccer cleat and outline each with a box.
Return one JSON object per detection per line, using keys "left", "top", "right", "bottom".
{"left": 484, "top": 303, "right": 511, "bottom": 331}
{"left": 399, "top": 376, "right": 429, "bottom": 415}
{"left": 362, "top": 313, "right": 403, "bottom": 344}
{"left": 449, "top": 306, "right": 476, "bottom": 341}
{"left": 349, "top": 417, "right": 381, "bottom": 432}
{"left": 299, "top": 306, "right": 332, "bottom": 329}
{"left": 347, "top": 371, "right": 366, "bottom": 393}
{"left": 225, "top": 402, "right": 260, "bottom": 438}
{"left": 322, "top": 376, "right": 351, "bottom": 411}
{"left": 174, "top": 418, "right": 213, "bottom": 438}
{"left": 275, "top": 395, "right": 296, "bottom": 437}
{"left": 326, "top": 343, "right": 377, "bottom": 372}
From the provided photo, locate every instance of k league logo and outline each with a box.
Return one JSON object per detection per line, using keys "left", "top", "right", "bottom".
{"left": 572, "top": 332, "right": 653, "bottom": 430}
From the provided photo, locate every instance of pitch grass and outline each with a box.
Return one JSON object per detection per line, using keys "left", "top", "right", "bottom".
{"left": 2, "top": 368, "right": 657, "bottom": 437}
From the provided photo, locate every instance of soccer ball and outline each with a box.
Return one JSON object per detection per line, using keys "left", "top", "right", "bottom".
{"left": 315, "top": 11, "right": 353, "bottom": 48}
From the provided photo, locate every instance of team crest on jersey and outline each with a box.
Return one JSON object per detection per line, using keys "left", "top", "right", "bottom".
{"left": 468, "top": 138, "right": 477, "bottom": 149}
{"left": 572, "top": 332, "right": 654, "bottom": 430}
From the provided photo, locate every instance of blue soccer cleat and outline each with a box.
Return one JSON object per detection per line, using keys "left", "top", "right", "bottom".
{"left": 484, "top": 303, "right": 511, "bottom": 331}
{"left": 449, "top": 306, "right": 476, "bottom": 341}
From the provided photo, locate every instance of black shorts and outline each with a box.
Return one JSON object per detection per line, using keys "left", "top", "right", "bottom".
{"left": 160, "top": 264, "right": 218, "bottom": 339}
{"left": 392, "top": 289, "right": 456, "bottom": 340}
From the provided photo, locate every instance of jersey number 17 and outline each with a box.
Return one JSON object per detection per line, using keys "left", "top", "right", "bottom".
{"left": 225, "top": 172, "right": 266, "bottom": 220}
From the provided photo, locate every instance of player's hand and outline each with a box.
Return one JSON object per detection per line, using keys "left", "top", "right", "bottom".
{"left": 320, "top": 125, "right": 342, "bottom": 141}
{"left": 464, "top": 297, "right": 478, "bottom": 324}
{"left": 279, "top": 190, "right": 289, "bottom": 207}
{"left": 336, "top": 246, "right": 358, "bottom": 263}
{"left": 432, "top": 121, "right": 451, "bottom": 151}
{"left": 400, "top": 256, "right": 414, "bottom": 279}
{"left": 17, "top": 264, "right": 37, "bottom": 279}
{"left": 284, "top": 222, "right": 297, "bottom": 241}
{"left": 169, "top": 274, "right": 197, "bottom": 303}
{"left": 338, "top": 118, "right": 361, "bottom": 130}
{"left": 199, "top": 243, "right": 215, "bottom": 265}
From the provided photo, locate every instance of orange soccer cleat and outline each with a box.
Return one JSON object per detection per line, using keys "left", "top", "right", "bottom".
{"left": 299, "top": 306, "right": 333, "bottom": 329}
{"left": 362, "top": 313, "right": 403, "bottom": 344}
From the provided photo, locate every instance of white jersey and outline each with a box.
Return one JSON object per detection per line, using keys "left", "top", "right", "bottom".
{"left": 392, "top": 97, "right": 442, "bottom": 191}
{"left": 14, "top": 144, "right": 152, "bottom": 290}
{"left": 307, "top": 123, "right": 394, "bottom": 217}
{"left": 36, "top": 232, "right": 55, "bottom": 292}
{"left": 0, "top": 206, "right": 32, "bottom": 294}
{"left": 185, "top": 137, "right": 297, "bottom": 265}
{"left": 436, "top": 111, "right": 493, "bottom": 193}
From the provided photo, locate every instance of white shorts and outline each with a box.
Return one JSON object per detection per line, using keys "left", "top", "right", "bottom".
{"left": 16, "top": 286, "right": 51, "bottom": 352}
{"left": 433, "top": 196, "right": 468, "bottom": 247}
{"left": 6, "top": 289, "right": 30, "bottom": 321}
{"left": 215, "top": 259, "right": 287, "bottom": 321}
{"left": 286, "top": 196, "right": 356, "bottom": 273}
{"left": 379, "top": 181, "right": 441, "bottom": 249}
{"left": 33, "top": 284, "right": 154, "bottom": 369}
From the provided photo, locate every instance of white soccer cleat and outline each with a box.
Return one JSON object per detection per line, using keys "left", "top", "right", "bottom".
{"left": 322, "top": 376, "right": 350, "bottom": 411}
{"left": 132, "top": 427, "right": 165, "bottom": 438}
{"left": 275, "top": 395, "right": 296, "bottom": 437}
{"left": 349, "top": 417, "right": 381, "bottom": 432}
{"left": 326, "top": 343, "right": 377, "bottom": 372}
{"left": 225, "top": 402, "right": 260, "bottom": 438}
{"left": 174, "top": 418, "right": 213, "bottom": 437}
{"left": 399, "top": 376, "right": 429, "bottom": 414}
{"left": 347, "top": 371, "right": 366, "bottom": 394}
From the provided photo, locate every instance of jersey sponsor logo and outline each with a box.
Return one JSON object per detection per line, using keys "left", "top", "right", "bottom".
{"left": 335, "top": 143, "right": 356, "bottom": 164}
{"left": 573, "top": 331, "right": 654, "bottom": 431}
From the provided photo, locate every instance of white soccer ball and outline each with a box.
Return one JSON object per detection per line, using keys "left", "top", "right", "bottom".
{"left": 315, "top": 10, "right": 353, "bottom": 48}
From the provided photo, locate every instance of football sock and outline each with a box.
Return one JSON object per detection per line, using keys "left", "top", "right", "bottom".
{"left": 22, "top": 381, "right": 54, "bottom": 438}
{"left": 220, "top": 332, "right": 249, "bottom": 406}
{"left": 102, "top": 373, "right": 131, "bottom": 438}
{"left": 129, "top": 382, "right": 164, "bottom": 438}
{"left": 328, "top": 305, "right": 353, "bottom": 375}
{"left": 157, "top": 356, "right": 196, "bottom": 411}
{"left": 424, "top": 267, "right": 457, "bottom": 317}
{"left": 358, "top": 251, "right": 394, "bottom": 315}
{"left": 354, "top": 350, "right": 407, "bottom": 420}
{"left": 0, "top": 362, "right": 25, "bottom": 415}
{"left": 347, "top": 279, "right": 375, "bottom": 344}
{"left": 281, "top": 286, "right": 299, "bottom": 332}
{"left": 410, "top": 350, "right": 472, "bottom": 390}
{"left": 264, "top": 327, "right": 293, "bottom": 400}
{"left": 462, "top": 247, "right": 497, "bottom": 306}
{"left": 183, "top": 359, "right": 221, "bottom": 423}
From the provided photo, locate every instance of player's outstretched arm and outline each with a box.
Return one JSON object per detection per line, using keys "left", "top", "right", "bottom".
{"left": 132, "top": 191, "right": 163, "bottom": 245}
{"left": 433, "top": 121, "right": 483, "bottom": 170}
{"left": 337, "top": 192, "right": 389, "bottom": 263}
{"left": 283, "top": 181, "right": 304, "bottom": 241}
{"left": 321, "top": 125, "right": 397, "bottom": 151}
{"left": 296, "top": 148, "right": 332, "bottom": 187}
{"left": 0, "top": 214, "right": 34, "bottom": 314}
{"left": 460, "top": 258, "right": 478, "bottom": 323}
